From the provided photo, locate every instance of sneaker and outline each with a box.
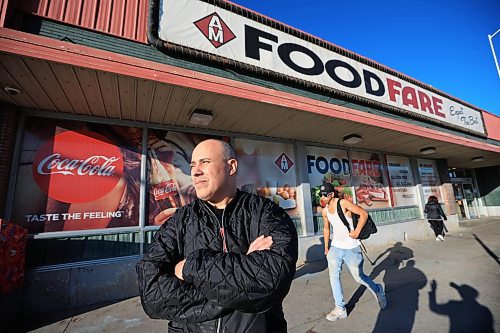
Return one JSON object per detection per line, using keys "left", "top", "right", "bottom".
{"left": 326, "top": 306, "right": 347, "bottom": 321}
{"left": 375, "top": 284, "right": 387, "bottom": 309}
{"left": 436, "top": 237, "right": 441, "bottom": 241}
{"left": 438, "top": 235, "right": 445, "bottom": 241}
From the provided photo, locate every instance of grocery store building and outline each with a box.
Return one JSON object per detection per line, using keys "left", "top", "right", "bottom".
{"left": 0, "top": 0, "right": 499, "bottom": 319}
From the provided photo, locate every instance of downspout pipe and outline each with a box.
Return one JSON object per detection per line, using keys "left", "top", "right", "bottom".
{"left": 147, "top": 0, "right": 162, "bottom": 48}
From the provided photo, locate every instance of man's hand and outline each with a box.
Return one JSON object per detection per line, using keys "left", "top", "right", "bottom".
{"left": 154, "top": 208, "right": 177, "bottom": 225}
{"left": 430, "top": 279, "right": 437, "bottom": 292}
{"left": 175, "top": 259, "right": 186, "bottom": 280}
{"left": 246, "top": 235, "right": 273, "bottom": 255}
{"left": 324, "top": 247, "right": 329, "bottom": 256}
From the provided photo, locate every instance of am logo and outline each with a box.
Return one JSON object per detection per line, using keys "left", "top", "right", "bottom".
{"left": 275, "top": 153, "right": 294, "bottom": 174}
{"left": 194, "top": 12, "right": 236, "bottom": 48}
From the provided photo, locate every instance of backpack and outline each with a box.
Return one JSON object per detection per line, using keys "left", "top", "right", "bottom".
{"left": 336, "top": 199, "right": 377, "bottom": 240}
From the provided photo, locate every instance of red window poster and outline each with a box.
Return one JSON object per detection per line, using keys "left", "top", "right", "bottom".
{"left": 12, "top": 118, "right": 142, "bottom": 233}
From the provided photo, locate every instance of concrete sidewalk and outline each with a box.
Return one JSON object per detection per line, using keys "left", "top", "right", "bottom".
{"left": 22, "top": 218, "right": 500, "bottom": 332}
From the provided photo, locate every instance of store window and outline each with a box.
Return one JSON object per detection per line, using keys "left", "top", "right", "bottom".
{"left": 385, "top": 155, "right": 419, "bottom": 207}
{"left": 234, "top": 138, "right": 301, "bottom": 231}
{"left": 305, "top": 146, "right": 351, "bottom": 213}
{"left": 305, "top": 146, "right": 350, "bottom": 233}
{"left": 350, "top": 151, "right": 391, "bottom": 209}
{"left": 146, "top": 130, "right": 223, "bottom": 226}
{"left": 11, "top": 117, "right": 144, "bottom": 267}
{"left": 12, "top": 117, "right": 142, "bottom": 234}
{"left": 417, "top": 159, "right": 443, "bottom": 202}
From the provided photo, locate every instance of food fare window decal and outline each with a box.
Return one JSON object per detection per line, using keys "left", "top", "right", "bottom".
{"left": 350, "top": 151, "right": 391, "bottom": 209}
{"left": 306, "top": 146, "right": 352, "bottom": 214}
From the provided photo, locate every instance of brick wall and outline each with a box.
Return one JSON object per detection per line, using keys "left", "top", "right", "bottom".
{"left": 0, "top": 104, "right": 18, "bottom": 218}
{"left": 437, "top": 159, "right": 456, "bottom": 216}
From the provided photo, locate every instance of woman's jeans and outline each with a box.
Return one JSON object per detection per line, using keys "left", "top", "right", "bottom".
{"left": 327, "top": 246, "right": 378, "bottom": 310}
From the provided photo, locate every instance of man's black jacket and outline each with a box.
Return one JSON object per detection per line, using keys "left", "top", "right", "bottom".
{"left": 136, "top": 190, "right": 298, "bottom": 332}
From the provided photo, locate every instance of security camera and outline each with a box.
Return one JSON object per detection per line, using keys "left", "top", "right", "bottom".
{"left": 3, "top": 86, "right": 22, "bottom": 96}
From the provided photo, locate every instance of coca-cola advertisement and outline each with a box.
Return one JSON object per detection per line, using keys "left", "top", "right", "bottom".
{"left": 147, "top": 130, "right": 223, "bottom": 226}
{"left": 350, "top": 151, "right": 391, "bottom": 209}
{"left": 12, "top": 118, "right": 142, "bottom": 234}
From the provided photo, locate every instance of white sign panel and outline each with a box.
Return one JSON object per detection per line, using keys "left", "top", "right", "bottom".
{"left": 386, "top": 155, "right": 418, "bottom": 207}
{"left": 417, "top": 159, "right": 442, "bottom": 202}
{"left": 158, "top": 0, "right": 485, "bottom": 134}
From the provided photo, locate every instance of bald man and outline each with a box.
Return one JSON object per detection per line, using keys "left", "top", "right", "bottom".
{"left": 137, "top": 139, "right": 298, "bottom": 333}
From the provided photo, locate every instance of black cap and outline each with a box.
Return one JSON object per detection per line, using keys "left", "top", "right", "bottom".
{"left": 319, "top": 182, "right": 335, "bottom": 196}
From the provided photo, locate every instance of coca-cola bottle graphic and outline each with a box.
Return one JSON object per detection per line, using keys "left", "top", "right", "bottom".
{"left": 149, "top": 149, "right": 181, "bottom": 211}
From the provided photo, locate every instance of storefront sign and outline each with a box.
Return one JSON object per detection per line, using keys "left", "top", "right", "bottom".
{"left": 386, "top": 155, "right": 418, "bottom": 207}
{"left": 157, "top": 0, "right": 485, "bottom": 134}
{"left": 450, "top": 177, "right": 473, "bottom": 184}
{"left": 234, "top": 139, "right": 299, "bottom": 216}
{"left": 417, "top": 159, "right": 442, "bottom": 202}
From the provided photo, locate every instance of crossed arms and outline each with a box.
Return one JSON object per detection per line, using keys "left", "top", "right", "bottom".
{"left": 136, "top": 201, "right": 298, "bottom": 323}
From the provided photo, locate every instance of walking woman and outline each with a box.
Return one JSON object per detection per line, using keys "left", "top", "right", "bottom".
{"left": 321, "top": 184, "right": 387, "bottom": 321}
{"left": 424, "top": 195, "right": 447, "bottom": 241}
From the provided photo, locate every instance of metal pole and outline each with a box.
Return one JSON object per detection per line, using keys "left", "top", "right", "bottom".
{"left": 488, "top": 28, "right": 500, "bottom": 78}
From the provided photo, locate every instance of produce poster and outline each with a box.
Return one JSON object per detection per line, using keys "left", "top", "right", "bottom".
{"left": 417, "top": 158, "right": 443, "bottom": 202}
{"left": 234, "top": 139, "right": 299, "bottom": 216}
{"left": 12, "top": 117, "right": 142, "bottom": 234}
{"left": 386, "top": 155, "right": 419, "bottom": 207}
{"left": 306, "top": 146, "right": 352, "bottom": 214}
{"left": 350, "top": 151, "right": 391, "bottom": 209}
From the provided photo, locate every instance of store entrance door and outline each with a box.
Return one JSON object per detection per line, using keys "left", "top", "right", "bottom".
{"left": 451, "top": 178, "right": 479, "bottom": 219}
{"left": 462, "top": 183, "right": 479, "bottom": 218}
{"left": 452, "top": 183, "right": 466, "bottom": 219}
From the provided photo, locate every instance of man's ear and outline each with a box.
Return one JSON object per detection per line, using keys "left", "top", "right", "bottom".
{"left": 227, "top": 159, "right": 238, "bottom": 175}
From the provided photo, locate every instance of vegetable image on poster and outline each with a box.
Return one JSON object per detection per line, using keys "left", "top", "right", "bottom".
{"left": 306, "top": 146, "right": 352, "bottom": 214}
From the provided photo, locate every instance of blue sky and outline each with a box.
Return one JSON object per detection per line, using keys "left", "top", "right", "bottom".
{"left": 230, "top": 0, "right": 500, "bottom": 116}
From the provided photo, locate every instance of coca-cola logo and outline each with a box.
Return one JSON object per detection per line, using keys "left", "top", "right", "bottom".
{"left": 153, "top": 181, "right": 177, "bottom": 200}
{"left": 37, "top": 154, "right": 119, "bottom": 176}
{"left": 33, "top": 130, "right": 124, "bottom": 203}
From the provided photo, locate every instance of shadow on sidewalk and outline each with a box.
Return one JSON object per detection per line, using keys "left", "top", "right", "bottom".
{"left": 371, "top": 259, "right": 426, "bottom": 333}
{"left": 8, "top": 298, "right": 130, "bottom": 333}
{"left": 346, "top": 242, "right": 427, "bottom": 333}
{"left": 294, "top": 238, "right": 328, "bottom": 279}
{"left": 429, "top": 280, "right": 494, "bottom": 333}
{"left": 473, "top": 233, "right": 500, "bottom": 266}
